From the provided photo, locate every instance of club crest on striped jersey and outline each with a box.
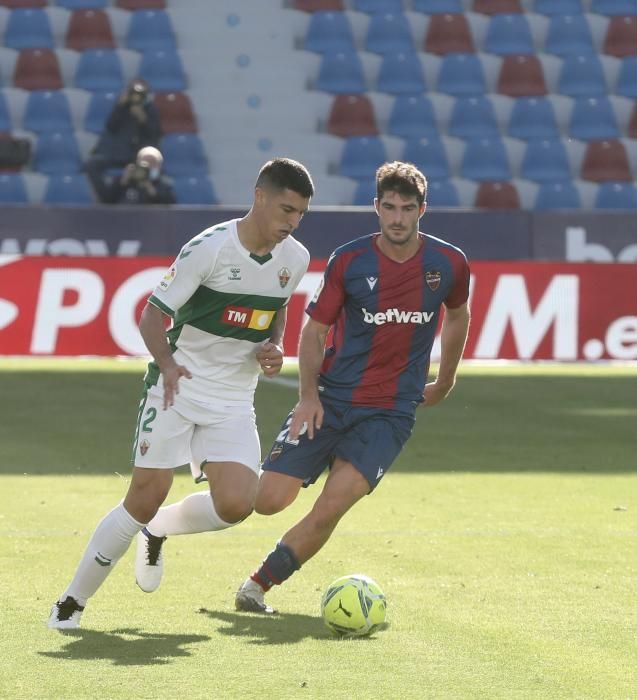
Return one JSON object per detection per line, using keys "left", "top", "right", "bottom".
{"left": 278, "top": 267, "right": 291, "bottom": 288}
{"left": 425, "top": 270, "right": 441, "bottom": 291}
{"left": 223, "top": 305, "right": 275, "bottom": 330}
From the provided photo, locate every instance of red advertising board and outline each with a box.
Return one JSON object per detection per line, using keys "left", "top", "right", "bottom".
{"left": 1, "top": 256, "right": 636, "bottom": 361}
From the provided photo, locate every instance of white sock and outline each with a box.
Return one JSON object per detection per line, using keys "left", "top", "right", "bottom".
{"left": 62, "top": 503, "right": 144, "bottom": 606}
{"left": 146, "top": 491, "right": 233, "bottom": 537}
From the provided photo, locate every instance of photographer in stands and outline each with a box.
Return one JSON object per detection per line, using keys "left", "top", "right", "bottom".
{"left": 102, "top": 146, "right": 176, "bottom": 205}
{"left": 86, "top": 79, "right": 162, "bottom": 202}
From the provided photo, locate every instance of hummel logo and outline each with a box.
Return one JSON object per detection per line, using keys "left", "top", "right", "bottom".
{"left": 366, "top": 276, "right": 378, "bottom": 290}
{"left": 376, "top": 466, "right": 384, "bottom": 479}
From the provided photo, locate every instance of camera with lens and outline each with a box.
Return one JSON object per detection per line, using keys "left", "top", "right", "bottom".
{"left": 133, "top": 163, "right": 151, "bottom": 181}
{"left": 128, "top": 81, "right": 148, "bottom": 105}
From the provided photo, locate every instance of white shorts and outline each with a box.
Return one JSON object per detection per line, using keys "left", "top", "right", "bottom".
{"left": 132, "top": 388, "right": 261, "bottom": 481}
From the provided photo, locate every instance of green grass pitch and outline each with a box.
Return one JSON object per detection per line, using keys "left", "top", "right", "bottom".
{"left": 0, "top": 359, "right": 635, "bottom": 699}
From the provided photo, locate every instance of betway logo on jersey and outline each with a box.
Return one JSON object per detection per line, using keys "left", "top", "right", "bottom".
{"left": 223, "top": 305, "right": 275, "bottom": 330}
{"left": 362, "top": 307, "right": 434, "bottom": 325}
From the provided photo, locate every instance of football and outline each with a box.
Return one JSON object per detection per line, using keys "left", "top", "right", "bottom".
{"left": 321, "top": 574, "right": 387, "bottom": 637}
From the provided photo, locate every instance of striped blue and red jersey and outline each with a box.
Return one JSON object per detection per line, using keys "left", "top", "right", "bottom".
{"left": 307, "top": 232, "right": 470, "bottom": 415}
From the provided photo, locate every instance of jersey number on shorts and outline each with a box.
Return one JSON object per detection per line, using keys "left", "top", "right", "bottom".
{"left": 141, "top": 407, "right": 157, "bottom": 433}
{"left": 274, "top": 411, "right": 308, "bottom": 447}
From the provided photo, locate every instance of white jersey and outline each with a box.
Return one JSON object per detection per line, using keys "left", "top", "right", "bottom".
{"left": 146, "top": 218, "right": 309, "bottom": 406}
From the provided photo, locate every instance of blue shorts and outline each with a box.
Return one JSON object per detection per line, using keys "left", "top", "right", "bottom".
{"left": 262, "top": 400, "right": 415, "bottom": 491}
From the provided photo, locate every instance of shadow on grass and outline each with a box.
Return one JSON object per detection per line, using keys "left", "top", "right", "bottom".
{"left": 198, "top": 607, "right": 333, "bottom": 644}
{"left": 39, "top": 627, "right": 211, "bottom": 666}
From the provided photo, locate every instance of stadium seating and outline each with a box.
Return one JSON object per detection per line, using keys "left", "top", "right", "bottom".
{"left": 474, "top": 181, "right": 520, "bottom": 209}
{"left": 74, "top": 49, "right": 125, "bottom": 91}
{"left": 594, "top": 181, "right": 637, "bottom": 208}
{"left": 387, "top": 93, "right": 439, "bottom": 138}
{"left": 161, "top": 132, "right": 208, "bottom": 176}
{"left": 534, "top": 181, "right": 582, "bottom": 209}
{"left": 461, "top": 136, "right": 512, "bottom": 181}
{"left": 533, "top": 0, "right": 584, "bottom": 16}
{"left": 590, "top": 0, "right": 637, "bottom": 16}
{"left": 448, "top": 95, "right": 499, "bottom": 139}
{"left": 473, "top": 0, "right": 523, "bottom": 15}
{"left": 520, "top": 137, "right": 573, "bottom": 182}
{"left": 326, "top": 94, "right": 378, "bottom": 137}
{"left": 603, "top": 15, "right": 637, "bottom": 57}
{"left": 424, "top": 12, "right": 475, "bottom": 54}
{"left": 483, "top": 13, "right": 535, "bottom": 55}
{"left": 426, "top": 177, "right": 460, "bottom": 206}
{"left": 115, "top": 0, "right": 166, "bottom": 9}
{"left": 58, "top": 0, "right": 108, "bottom": 8}
{"left": 0, "top": 172, "right": 28, "bottom": 203}
{"left": 126, "top": 10, "right": 176, "bottom": 52}
{"left": 403, "top": 135, "right": 453, "bottom": 179}
{"left": 83, "top": 90, "right": 117, "bottom": 133}
{"left": 339, "top": 135, "right": 388, "bottom": 179}
{"left": 172, "top": 174, "right": 218, "bottom": 205}
{"left": 305, "top": 11, "right": 355, "bottom": 54}
{"left": 23, "top": 89, "right": 74, "bottom": 132}
{"left": 138, "top": 49, "right": 186, "bottom": 91}
{"left": 543, "top": 15, "right": 595, "bottom": 57}
{"left": 569, "top": 96, "right": 620, "bottom": 141}
{"left": 65, "top": 9, "right": 115, "bottom": 51}
{"left": 616, "top": 56, "right": 637, "bottom": 98}
{"left": 376, "top": 51, "right": 426, "bottom": 94}
{"left": 580, "top": 139, "right": 632, "bottom": 181}
{"left": 33, "top": 130, "right": 83, "bottom": 174}
{"left": 4, "top": 8, "right": 53, "bottom": 49}
{"left": 293, "top": 0, "right": 345, "bottom": 11}
{"left": 43, "top": 173, "right": 95, "bottom": 204}
{"left": 0, "top": 91, "right": 12, "bottom": 131}
{"left": 507, "top": 96, "right": 560, "bottom": 139}
{"left": 496, "top": 55, "right": 547, "bottom": 96}
{"left": 154, "top": 91, "right": 197, "bottom": 133}
{"left": 353, "top": 0, "right": 403, "bottom": 13}
{"left": 558, "top": 54, "right": 608, "bottom": 96}
{"left": 315, "top": 50, "right": 367, "bottom": 93}
{"left": 13, "top": 48, "right": 63, "bottom": 90}
{"left": 365, "top": 12, "right": 414, "bottom": 54}
{"left": 436, "top": 53, "right": 487, "bottom": 95}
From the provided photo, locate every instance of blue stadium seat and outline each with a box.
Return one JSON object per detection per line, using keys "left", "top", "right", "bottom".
{"left": 594, "top": 182, "right": 637, "bottom": 209}
{"left": 23, "top": 90, "right": 74, "bottom": 133}
{"left": 74, "top": 49, "right": 125, "bottom": 92}
{"left": 460, "top": 136, "right": 512, "bottom": 181}
{"left": 413, "top": 0, "right": 464, "bottom": 12}
{"left": 436, "top": 53, "right": 486, "bottom": 96}
{"left": 533, "top": 0, "right": 583, "bottom": 15}
{"left": 365, "top": 12, "right": 414, "bottom": 54}
{"left": 590, "top": 0, "right": 637, "bottom": 16}
{"left": 316, "top": 51, "right": 367, "bottom": 93}
{"left": 388, "top": 94, "right": 439, "bottom": 138}
{"left": 138, "top": 49, "right": 187, "bottom": 91}
{"left": 558, "top": 54, "right": 607, "bottom": 97}
{"left": 0, "top": 173, "right": 28, "bottom": 204}
{"left": 352, "top": 177, "right": 376, "bottom": 205}
{"left": 0, "top": 93, "right": 12, "bottom": 131}
{"left": 353, "top": 0, "right": 403, "bottom": 12}
{"left": 534, "top": 181, "right": 582, "bottom": 209}
{"left": 448, "top": 96, "right": 499, "bottom": 139}
{"left": 57, "top": 0, "right": 108, "bottom": 7}
{"left": 4, "top": 8, "right": 54, "bottom": 49}
{"left": 507, "top": 97, "right": 559, "bottom": 140}
{"left": 126, "top": 10, "right": 177, "bottom": 52}
{"left": 544, "top": 15, "right": 594, "bottom": 57}
{"left": 173, "top": 175, "right": 218, "bottom": 204}
{"left": 377, "top": 51, "right": 426, "bottom": 94}
{"left": 520, "top": 138, "right": 572, "bottom": 182}
{"left": 339, "top": 136, "right": 388, "bottom": 179}
{"left": 161, "top": 133, "right": 208, "bottom": 176}
{"left": 44, "top": 174, "right": 95, "bottom": 205}
{"left": 83, "top": 91, "right": 117, "bottom": 133}
{"left": 483, "top": 14, "right": 535, "bottom": 55}
{"left": 569, "top": 96, "right": 620, "bottom": 141}
{"left": 402, "top": 136, "right": 452, "bottom": 179}
{"left": 616, "top": 56, "right": 637, "bottom": 98}
{"left": 426, "top": 178, "right": 460, "bottom": 206}
{"left": 305, "top": 12, "right": 355, "bottom": 54}
{"left": 33, "top": 131, "right": 83, "bottom": 174}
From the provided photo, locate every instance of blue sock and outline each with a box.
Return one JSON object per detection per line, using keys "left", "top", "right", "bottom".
{"left": 251, "top": 543, "right": 300, "bottom": 592}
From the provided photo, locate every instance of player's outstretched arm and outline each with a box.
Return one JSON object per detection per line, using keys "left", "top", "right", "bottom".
{"left": 139, "top": 302, "right": 192, "bottom": 409}
{"left": 289, "top": 318, "right": 330, "bottom": 440}
{"left": 423, "top": 302, "right": 470, "bottom": 407}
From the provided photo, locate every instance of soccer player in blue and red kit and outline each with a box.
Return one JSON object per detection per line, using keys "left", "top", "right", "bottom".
{"left": 235, "top": 160, "right": 471, "bottom": 613}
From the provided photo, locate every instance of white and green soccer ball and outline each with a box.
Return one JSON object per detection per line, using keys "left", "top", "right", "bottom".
{"left": 321, "top": 574, "right": 387, "bottom": 637}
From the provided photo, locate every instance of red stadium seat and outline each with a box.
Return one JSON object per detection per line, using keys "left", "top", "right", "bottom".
{"left": 65, "top": 9, "right": 115, "bottom": 50}
{"left": 293, "top": 0, "right": 345, "bottom": 10}
{"left": 472, "top": 0, "right": 522, "bottom": 14}
{"left": 326, "top": 94, "right": 378, "bottom": 137}
{"left": 13, "top": 49, "right": 63, "bottom": 90}
{"left": 497, "top": 55, "right": 547, "bottom": 96}
{"left": 603, "top": 16, "right": 637, "bottom": 57}
{"left": 581, "top": 139, "right": 632, "bottom": 181}
{"left": 424, "top": 13, "right": 475, "bottom": 55}
{"left": 154, "top": 91, "right": 197, "bottom": 133}
{"left": 115, "top": 0, "right": 166, "bottom": 9}
{"left": 474, "top": 181, "right": 521, "bottom": 209}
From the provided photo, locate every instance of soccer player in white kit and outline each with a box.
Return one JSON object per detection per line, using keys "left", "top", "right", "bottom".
{"left": 48, "top": 158, "right": 314, "bottom": 629}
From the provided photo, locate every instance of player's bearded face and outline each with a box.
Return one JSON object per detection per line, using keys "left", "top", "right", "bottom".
{"left": 376, "top": 191, "right": 425, "bottom": 246}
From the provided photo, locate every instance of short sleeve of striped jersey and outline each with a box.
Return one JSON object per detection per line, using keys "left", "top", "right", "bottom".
{"left": 444, "top": 249, "right": 470, "bottom": 309}
{"left": 149, "top": 241, "right": 217, "bottom": 316}
{"left": 306, "top": 251, "right": 346, "bottom": 325}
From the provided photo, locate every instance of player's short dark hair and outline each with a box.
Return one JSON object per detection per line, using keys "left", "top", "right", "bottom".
{"left": 256, "top": 158, "right": 315, "bottom": 199}
{"left": 376, "top": 161, "right": 427, "bottom": 206}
